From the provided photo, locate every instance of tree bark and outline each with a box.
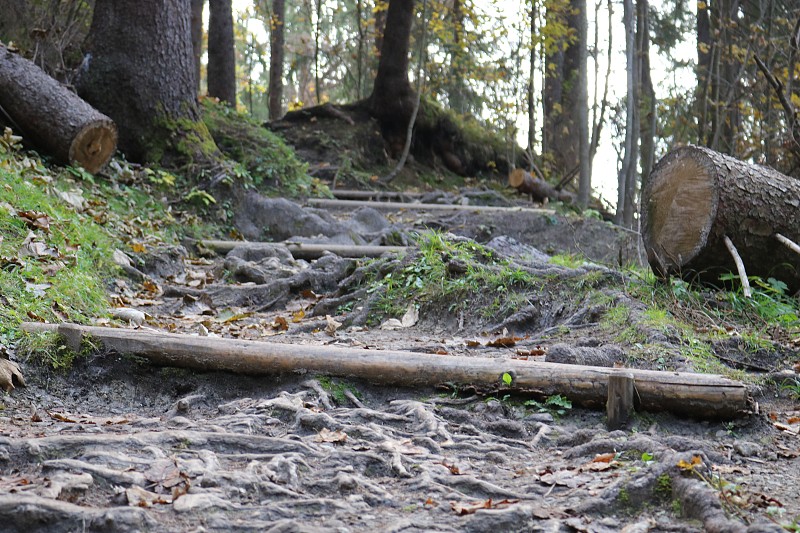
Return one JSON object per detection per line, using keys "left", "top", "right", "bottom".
{"left": 0, "top": 44, "right": 117, "bottom": 173}
{"left": 78, "top": 0, "right": 220, "bottom": 168}
{"left": 268, "top": 0, "right": 285, "bottom": 120}
{"left": 26, "top": 323, "right": 749, "bottom": 419}
{"left": 641, "top": 145, "right": 800, "bottom": 292}
{"left": 368, "top": 0, "right": 416, "bottom": 145}
{"left": 508, "top": 168, "right": 573, "bottom": 204}
{"left": 575, "top": 0, "right": 591, "bottom": 208}
{"left": 637, "top": 0, "right": 656, "bottom": 184}
{"left": 190, "top": 0, "right": 205, "bottom": 92}
{"left": 207, "top": 0, "right": 237, "bottom": 106}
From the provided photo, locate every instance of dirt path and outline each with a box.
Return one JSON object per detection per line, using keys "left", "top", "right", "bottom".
{"left": 2, "top": 195, "right": 800, "bottom": 532}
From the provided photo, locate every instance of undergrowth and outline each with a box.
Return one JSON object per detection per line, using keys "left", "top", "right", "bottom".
{"left": 369, "top": 231, "right": 538, "bottom": 319}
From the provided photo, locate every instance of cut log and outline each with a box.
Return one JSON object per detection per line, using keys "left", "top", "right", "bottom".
{"left": 198, "top": 240, "right": 408, "bottom": 259}
{"left": 305, "top": 198, "right": 555, "bottom": 215}
{"left": 21, "top": 322, "right": 749, "bottom": 419}
{"left": 331, "top": 189, "right": 426, "bottom": 202}
{"left": 508, "top": 168, "right": 574, "bottom": 204}
{"left": 641, "top": 145, "right": 800, "bottom": 292}
{"left": 606, "top": 373, "right": 635, "bottom": 430}
{"left": 0, "top": 45, "right": 117, "bottom": 173}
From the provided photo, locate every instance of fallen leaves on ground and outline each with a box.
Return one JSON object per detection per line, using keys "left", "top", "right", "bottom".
{"left": 0, "top": 358, "right": 25, "bottom": 392}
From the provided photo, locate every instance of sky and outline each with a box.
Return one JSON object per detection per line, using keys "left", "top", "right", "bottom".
{"left": 228, "top": 0, "right": 697, "bottom": 209}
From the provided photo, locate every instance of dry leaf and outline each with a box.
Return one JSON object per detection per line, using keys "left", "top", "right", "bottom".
{"left": 271, "top": 316, "right": 289, "bottom": 331}
{"left": 677, "top": 455, "right": 703, "bottom": 471}
{"left": 315, "top": 428, "right": 347, "bottom": 443}
{"left": 592, "top": 453, "right": 617, "bottom": 463}
{"left": 325, "top": 315, "right": 341, "bottom": 336}
{"left": 401, "top": 304, "right": 419, "bottom": 328}
{"left": 292, "top": 309, "right": 305, "bottom": 323}
{"left": 0, "top": 358, "right": 25, "bottom": 392}
{"left": 487, "top": 335, "right": 527, "bottom": 348}
{"left": 126, "top": 486, "right": 171, "bottom": 507}
{"left": 17, "top": 210, "right": 51, "bottom": 231}
{"left": 380, "top": 318, "right": 404, "bottom": 330}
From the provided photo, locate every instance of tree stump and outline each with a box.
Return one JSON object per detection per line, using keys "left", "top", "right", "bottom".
{"left": 0, "top": 44, "right": 117, "bottom": 173}
{"left": 641, "top": 145, "right": 800, "bottom": 293}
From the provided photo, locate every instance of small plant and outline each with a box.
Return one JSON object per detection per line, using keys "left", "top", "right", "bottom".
{"left": 525, "top": 394, "right": 572, "bottom": 417}
{"left": 501, "top": 372, "right": 513, "bottom": 386}
{"left": 779, "top": 377, "right": 800, "bottom": 401}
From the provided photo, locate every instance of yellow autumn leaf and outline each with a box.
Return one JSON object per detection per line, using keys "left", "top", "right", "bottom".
{"left": 677, "top": 455, "right": 703, "bottom": 471}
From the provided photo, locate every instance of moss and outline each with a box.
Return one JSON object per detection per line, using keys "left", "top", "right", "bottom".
{"left": 200, "top": 99, "right": 327, "bottom": 197}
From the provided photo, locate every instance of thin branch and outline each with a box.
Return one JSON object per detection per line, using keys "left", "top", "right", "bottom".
{"left": 775, "top": 233, "right": 800, "bottom": 257}
{"left": 723, "top": 236, "right": 751, "bottom": 298}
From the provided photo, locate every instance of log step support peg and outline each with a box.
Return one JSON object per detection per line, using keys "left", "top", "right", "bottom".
{"left": 606, "top": 372, "right": 635, "bottom": 430}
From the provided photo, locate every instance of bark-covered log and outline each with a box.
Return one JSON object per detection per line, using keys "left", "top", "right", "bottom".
{"left": 641, "top": 145, "right": 800, "bottom": 292}
{"left": 508, "top": 168, "right": 574, "bottom": 203}
{"left": 0, "top": 44, "right": 117, "bottom": 173}
{"left": 21, "top": 322, "right": 749, "bottom": 419}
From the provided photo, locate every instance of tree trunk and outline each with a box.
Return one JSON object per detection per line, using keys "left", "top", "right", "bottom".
{"left": 268, "top": 0, "right": 285, "bottom": 120}
{"left": 508, "top": 168, "right": 573, "bottom": 204}
{"left": 368, "top": 0, "right": 416, "bottom": 145}
{"left": 207, "top": 0, "right": 237, "bottom": 106}
{"left": 543, "top": 0, "right": 581, "bottom": 179}
{"left": 78, "top": 0, "right": 220, "bottom": 169}
{"left": 641, "top": 145, "right": 800, "bottom": 293}
{"left": 637, "top": 0, "right": 656, "bottom": 184}
{"left": 190, "top": 0, "right": 205, "bottom": 92}
{"left": 575, "top": 0, "right": 591, "bottom": 207}
{"left": 0, "top": 44, "right": 117, "bottom": 173}
{"left": 616, "top": 0, "right": 639, "bottom": 227}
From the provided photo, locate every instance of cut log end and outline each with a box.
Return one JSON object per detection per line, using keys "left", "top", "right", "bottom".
{"left": 642, "top": 149, "right": 719, "bottom": 273}
{"left": 69, "top": 119, "right": 117, "bottom": 173}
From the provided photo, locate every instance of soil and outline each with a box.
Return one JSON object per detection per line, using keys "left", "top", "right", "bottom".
{"left": 2, "top": 121, "right": 800, "bottom": 532}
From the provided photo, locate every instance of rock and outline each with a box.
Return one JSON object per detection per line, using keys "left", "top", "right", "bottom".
{"left": 173, "top": 493, "right": 235, "bottom": 513}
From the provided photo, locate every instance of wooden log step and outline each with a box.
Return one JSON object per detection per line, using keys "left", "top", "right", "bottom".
{"left": 331, "top": 189, "right": 425, "bottom": 201}
{"left": 21, "top": 322, "right": 749, "bottom": 419}
{"left": 197, "top": 240, "right": 408, "bottom": 259}
{"left": 305, "top": 198, "right": 555, "bottom": 215}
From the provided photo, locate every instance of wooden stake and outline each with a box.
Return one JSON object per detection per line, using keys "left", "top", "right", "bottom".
{"left": 20, "top": 322, "right": 749, "bottom": 419}
{"left": 723, "top": 235, "right": 752, "bottom": 298}
{"left": 606, "top": 373, "right": 635, "bottom": 430}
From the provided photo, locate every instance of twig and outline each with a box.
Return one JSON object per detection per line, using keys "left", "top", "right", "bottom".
{"left": 723, "top": 235, "right": 751, "bottom": 298}
{"left": 775, "top": 233, "right": 800, "bottom": 257}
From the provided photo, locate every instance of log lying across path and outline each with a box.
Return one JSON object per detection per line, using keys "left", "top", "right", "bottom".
{"left": 0, "top": 44, "right": 117, "bottom": 173}
{"left": 198, "top": 240, "right": 408, "bottom": 259}
{"left": 642, "top": 145, "right": 800, "bottom": 292}
{"left": 305, "top": 198, "right": 555, "bottom": 215}
{"left": 21, "top": 322, "right": 749, "bottom": 419}
{"left": 331, "top": 189, "right": 426, "bottom": 202}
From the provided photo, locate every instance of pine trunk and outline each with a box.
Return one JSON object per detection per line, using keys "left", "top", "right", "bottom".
{"left": 268, "top": 0, "right": 285, "bottom": 120}
{"left": 207, "top": 0, "right": 237, "bottom": 106}
{"left": 77, "top": 0, "right": 218, "bottom": 168}
{"left": 190, "top": 0, "right": 205, "bottom": 92}
{"left": 0, "top": 44, "right": 117, "bottom": 173}
{"left": 641, "top": 145, "right": 800, "bottom": 292}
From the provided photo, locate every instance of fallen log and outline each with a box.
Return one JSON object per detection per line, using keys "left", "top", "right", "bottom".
{"left": 508, "top": 168, "right": 574, "bottom": 204}
{"left": 197, "top": 240, "right": 408, "bottom": 259}
{"left": 305, "top": 198, "right": 555, "bottom": 215}
{"left": 331, "top": 189, "right": 426, "bottom": 202}
{"left": 0, "top": 44, "right": 117, "bottom": 173}
{"left": 21, "top": 322, "right": 749, "bottom": 419}
{"left": 641, "top": 145, "right": 800, "bottom": 292}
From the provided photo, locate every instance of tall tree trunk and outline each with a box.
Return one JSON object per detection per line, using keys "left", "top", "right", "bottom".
{"left": 696, "top": 0, "right": 712, "bottom": 145}
{"left": 527, "top": 0, "right": 537, "bottom": 156}
{"left": 576, "top": 0, "right": 590, "bottom": 207}
{"left": 314, "top": 0, "right": 322, "bottom": 104}
{"left": 368, "top": 0, "right": 416, "bottom": 145}
{"left": 448, "top": 0, "right": 467, "bottom": 114}
{"left": 268, "top": 0, "right": 285, "bottom": 120}
{"left": 374, "top": 0, "right": 388, "bottom": 63}
{"left": 207, "top": 0, "right": 237, "bottom": 106}
{"left": 543, "top": 0, "right": 581, "bottom": 179}
{"left": 637, "top": 0, "right": 656, "bottom": 183}
{"left": 616, "top": 0, "right": 639, "bottom": 226}
{"left": 78, "top": 0, "right": 220, "bottom": 168}
{"left": 190, "top": 0, "right": 205, "bottom": 92}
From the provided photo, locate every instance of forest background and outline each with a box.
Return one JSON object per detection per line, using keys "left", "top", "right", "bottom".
{"left": 1, "top": 0, "right": 800, "bottom": 225}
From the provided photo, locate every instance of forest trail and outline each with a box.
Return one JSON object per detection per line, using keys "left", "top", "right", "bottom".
{"left": 3, "top": 193, "right": 800, "bottom": 533}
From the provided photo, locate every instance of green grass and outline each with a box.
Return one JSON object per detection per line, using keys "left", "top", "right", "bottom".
{"left": 370, "top": 231, "right": 539, "bottom": 318}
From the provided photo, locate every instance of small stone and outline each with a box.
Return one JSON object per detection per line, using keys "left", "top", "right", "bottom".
{"left": 733, "top": 441, "right": 761, "bottom": 457}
